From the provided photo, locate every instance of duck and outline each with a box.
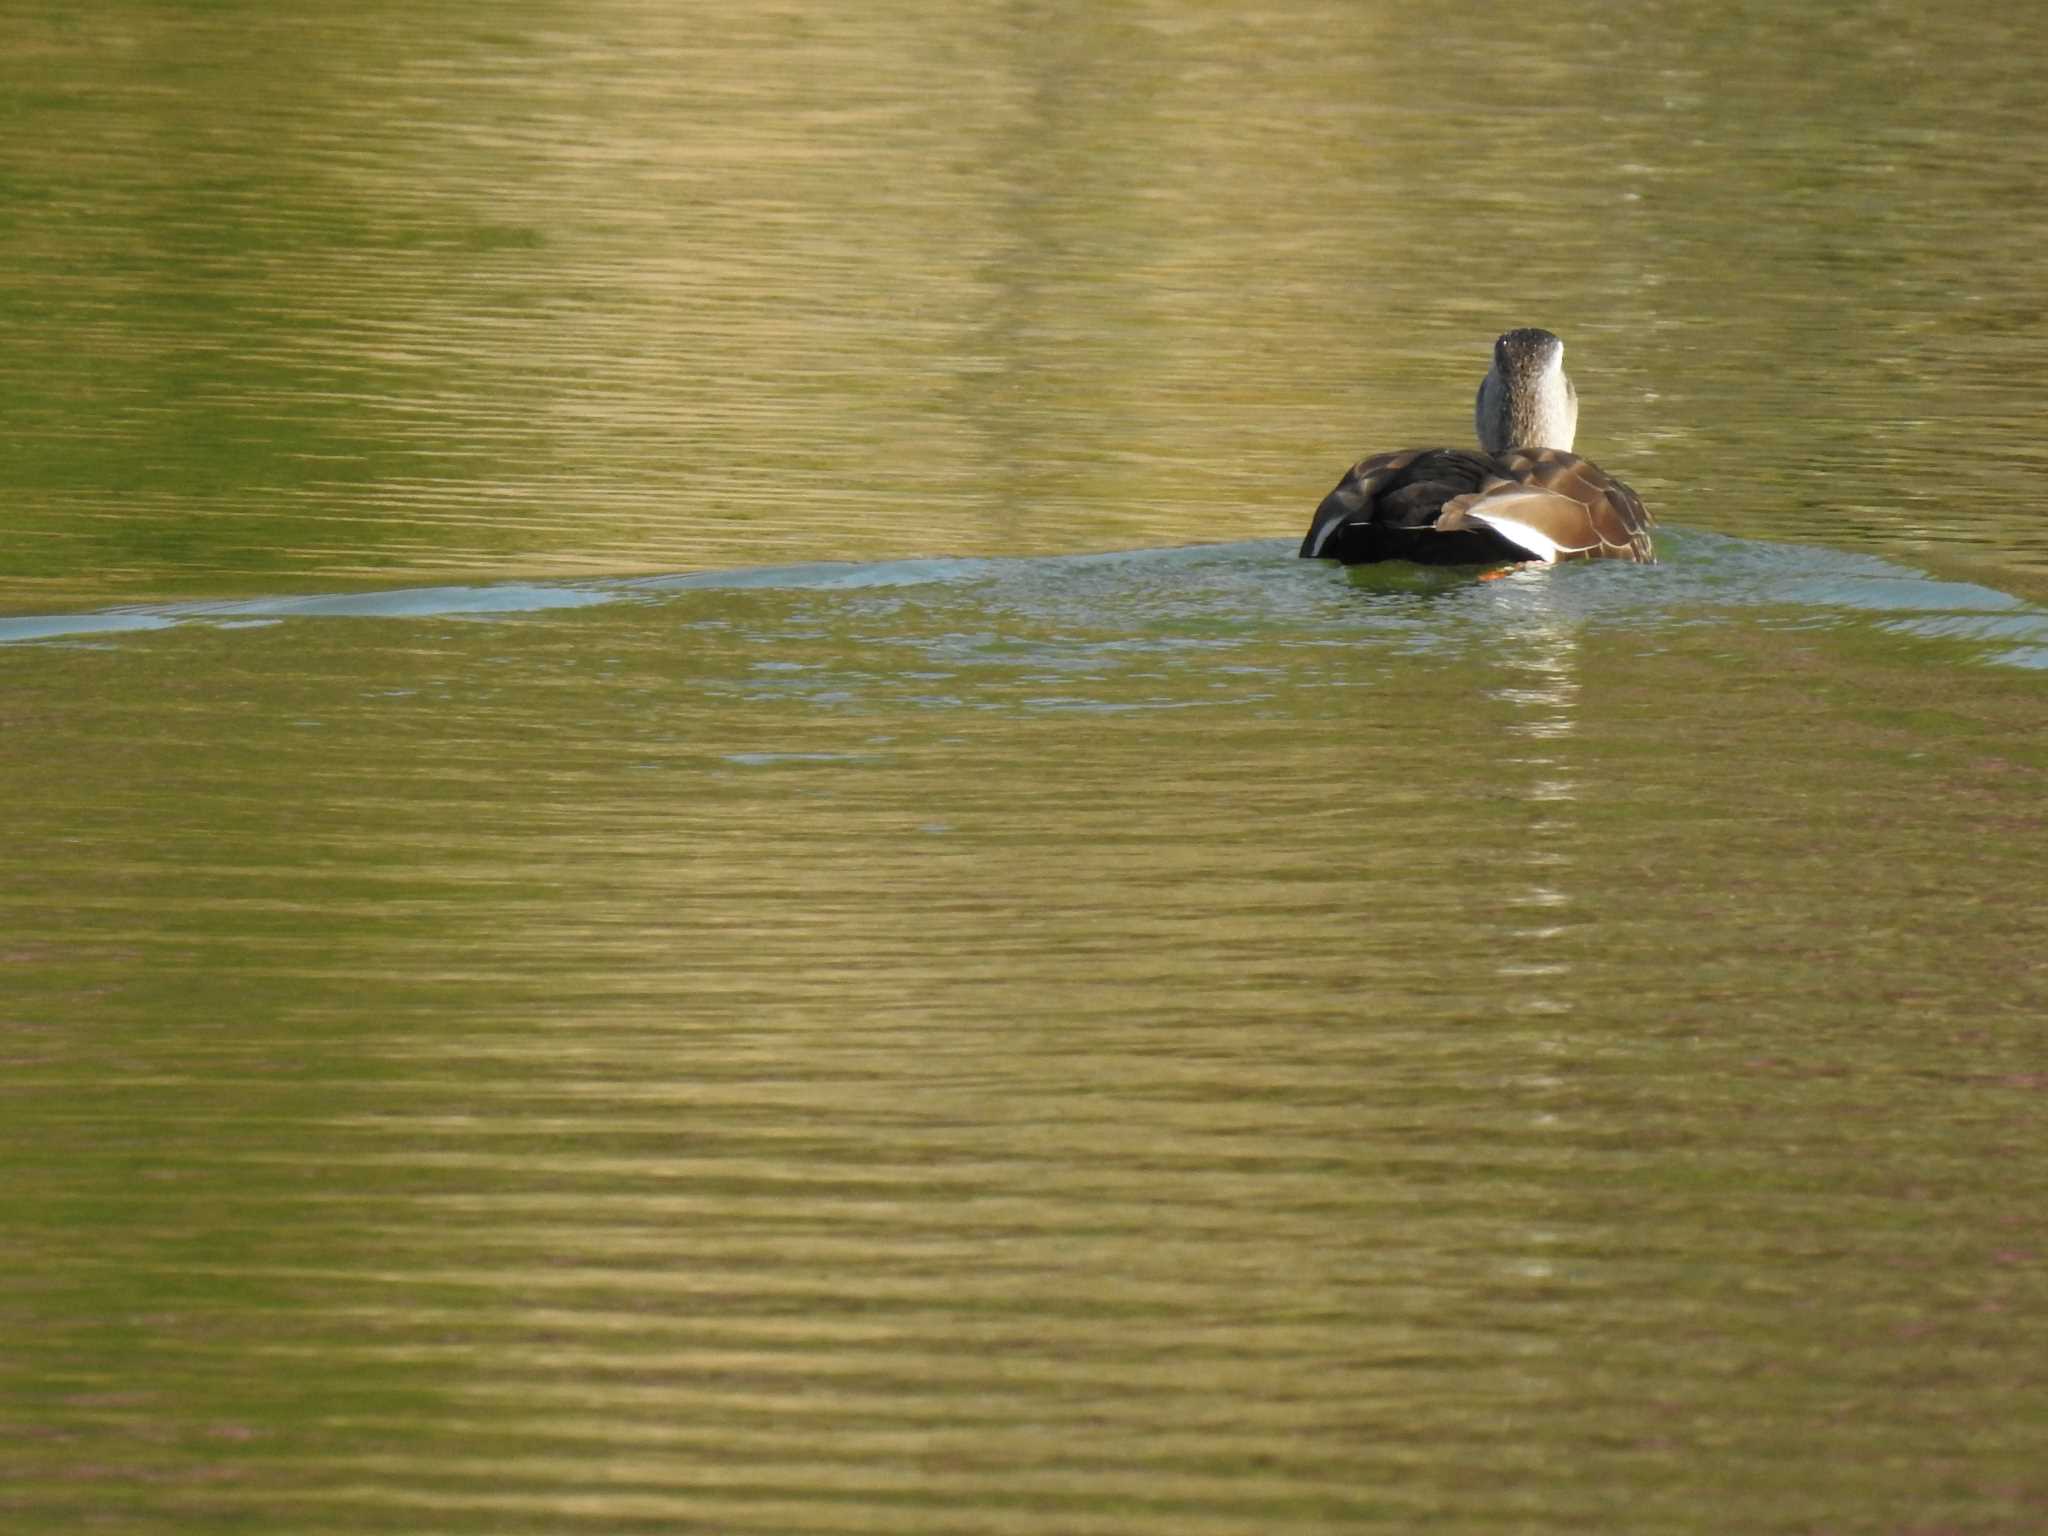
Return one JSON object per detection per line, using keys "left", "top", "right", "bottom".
{"left": 1299, "top": 328, "right": 1653, "bottom": 565}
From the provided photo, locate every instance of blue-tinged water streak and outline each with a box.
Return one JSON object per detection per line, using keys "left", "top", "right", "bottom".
{"left": 4, "top": 533, "right": 2044, "bottom": 669}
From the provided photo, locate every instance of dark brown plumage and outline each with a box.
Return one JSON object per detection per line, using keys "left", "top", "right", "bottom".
{"left": 1300, "top": 446, "right": 1653, "bottom": 564}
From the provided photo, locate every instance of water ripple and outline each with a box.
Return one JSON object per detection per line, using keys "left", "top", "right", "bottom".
{"left": 4, "top": 531, "right": 2044, "bottom": 672}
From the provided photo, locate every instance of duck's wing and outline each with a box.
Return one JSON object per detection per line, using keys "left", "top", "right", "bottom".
{"left": 1300, "top": 448, "right": 1524, "bottom": 564}
{"left": 1436, "top": 448, "right": 1653, "bottom": 563}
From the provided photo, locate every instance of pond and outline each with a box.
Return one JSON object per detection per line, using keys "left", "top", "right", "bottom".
{"left": 3, "top": 4, "right": 2045, "bottom": 1533}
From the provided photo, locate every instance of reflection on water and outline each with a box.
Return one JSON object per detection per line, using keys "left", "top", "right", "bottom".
{"left": 5, "top": 1, "right": 2048, "bottom": 1531}
{"left": 1488, "top": 612, "right": 1583, "bottom": 1024}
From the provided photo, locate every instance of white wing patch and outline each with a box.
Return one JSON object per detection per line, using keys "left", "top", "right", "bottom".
{"left": 1454, "top": 486, "right": 1608, "bottom": 563}
{"left": 1304, "top": 519, "right": 1340, "bottom": 559}
{"left": 1460, "top": 510, "right": 1562, "bottom": 563}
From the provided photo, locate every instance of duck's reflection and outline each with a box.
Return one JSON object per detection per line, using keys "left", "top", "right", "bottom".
{"left": 1486, "top": 617, "right": 1582, "bottom": 1016}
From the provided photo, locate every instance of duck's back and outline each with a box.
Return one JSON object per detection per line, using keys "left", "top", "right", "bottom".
{"left": 1301, "top": 446, "right": 1652, "bottom": 565}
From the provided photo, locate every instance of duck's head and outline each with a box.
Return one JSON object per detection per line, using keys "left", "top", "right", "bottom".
{"left": 1474, "top": 327, "right": 1578, "bottom": 454}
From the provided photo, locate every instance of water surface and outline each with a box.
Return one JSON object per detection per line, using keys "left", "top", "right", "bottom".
{"left": 3, "top": 3, "right": 2047, "bottom": 1533}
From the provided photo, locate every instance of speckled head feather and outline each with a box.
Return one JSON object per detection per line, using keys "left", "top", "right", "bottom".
{"left": 1474, "top": 327, "right": 1579, "bottom": 453}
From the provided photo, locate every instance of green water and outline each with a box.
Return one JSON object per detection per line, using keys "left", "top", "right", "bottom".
{"left": 4, "top": 3, "right": 2047, "bottom": 1533}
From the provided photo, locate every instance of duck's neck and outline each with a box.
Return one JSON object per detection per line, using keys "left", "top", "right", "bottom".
{"left": 1475, "top": 347, "right": 1579, "bottom": 453}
